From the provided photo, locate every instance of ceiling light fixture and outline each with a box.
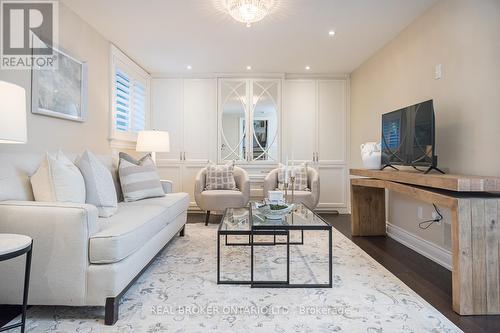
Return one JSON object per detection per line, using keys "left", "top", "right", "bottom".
{"left": 246, "top": 65, "right": 252, "bottom": 70}
{"left": 328, "top": 30, "right": 336, "bottom": 36}
{"left": 305, "top": 66, "right": 311, "bottom": 70}
{"left": 224, "top": 0, "right": 276, "bottom": 27}
{"left": 187, "top": 65, "right": 192, "bottom": 70}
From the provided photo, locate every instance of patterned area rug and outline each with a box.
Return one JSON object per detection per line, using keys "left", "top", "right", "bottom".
{"left": 7, "top": 224, "right": 461, "bottom": 332}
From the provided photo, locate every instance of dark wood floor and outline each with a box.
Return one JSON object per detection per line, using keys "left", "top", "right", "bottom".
{"left": 318, "top": 213, "right": 500, "bottom": 333}
{"left": 2, "top": 213, "right": 499, "bottom": 332}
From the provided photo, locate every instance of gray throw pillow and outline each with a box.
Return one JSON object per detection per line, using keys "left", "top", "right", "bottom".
{"left": 76, "top": 150, "right": 118, "bottom": 217}
{"left": 205, "top": 162, "right": 237, "bottom": 190}
{"left": 118, "top": 153, "right": 164, "bottom": 202}
{"left": 277, "top": 163, "right": 309, "bottom": 191}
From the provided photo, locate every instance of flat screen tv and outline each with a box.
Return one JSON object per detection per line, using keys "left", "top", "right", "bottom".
{"left": 381, "top": 100, "right": 443, "bottom": 173}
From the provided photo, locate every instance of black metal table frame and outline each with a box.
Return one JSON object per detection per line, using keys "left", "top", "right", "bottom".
{"left": 0, "top": 240, "right": 33, "bottom": 333}
{"left": 217, "top": 205, "right": 332, "bottom": 288}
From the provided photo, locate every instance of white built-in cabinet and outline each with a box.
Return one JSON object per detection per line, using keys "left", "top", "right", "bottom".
{"left": 283, "top": 79, "right": 348, "bottom": 212}
{"left": 151, "top": 76, "right": 348, "bottom": 213}
{"left": 152, "top": 78, "right": 217, "bottom": 208}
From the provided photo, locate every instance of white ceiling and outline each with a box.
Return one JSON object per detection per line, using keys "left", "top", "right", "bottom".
{"left": 61, "top": 0, "right": 438, "bottom": 76}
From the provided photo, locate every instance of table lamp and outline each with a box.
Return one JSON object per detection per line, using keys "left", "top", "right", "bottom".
{"left": 0, "top": 81, "right": 27, "bottom": 144}
{"left": 136, "top": 130, "right": 170, "bottom": 164}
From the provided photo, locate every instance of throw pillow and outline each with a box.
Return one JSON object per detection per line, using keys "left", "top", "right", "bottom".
{"left": 205, "top": 162, "right": 237, "bottom": 190}
{"left": 30, "top": 150, "right": 86, "bottom": 203}
{"left": 118, "top": 152, "right": 150, "bottom": 165}
{"left": 118, "top": 153, "right": 164, "bottom": 202}
{"left": 76, "top": 150, "right": 118, "bottom": 217}
{"left": 277, "top": 163, "right": 309, "bottom": 191}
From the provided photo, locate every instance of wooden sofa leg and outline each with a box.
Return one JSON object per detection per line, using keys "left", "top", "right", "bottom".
{"left": 205, "top": 211, "right": 210, "bottom": 226}
{"left": 179, "top": 225, "right": 185, "bottom": 237}
{"left": 105, "top": 296, "right": 119, "bottom": 325}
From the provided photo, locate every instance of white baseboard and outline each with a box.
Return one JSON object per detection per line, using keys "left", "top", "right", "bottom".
{"left": 386, "top": 222, "right": 452, "bottom": 271}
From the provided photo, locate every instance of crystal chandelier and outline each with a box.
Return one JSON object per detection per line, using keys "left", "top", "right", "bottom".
{"left": 224, "top": 0, "right": 276, "bottom": 27}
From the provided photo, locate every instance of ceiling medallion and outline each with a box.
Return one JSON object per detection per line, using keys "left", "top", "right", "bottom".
{"left": 224, "top": 0, "right": 276, "bottom": 27}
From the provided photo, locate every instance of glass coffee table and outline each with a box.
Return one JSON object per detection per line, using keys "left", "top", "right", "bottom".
{"left": 217, "top": 202, "right": 332, "bottom": 288}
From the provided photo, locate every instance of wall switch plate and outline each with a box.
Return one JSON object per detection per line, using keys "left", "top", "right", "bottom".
{"left": 435, "top": 64, "right": 443, "bottom": 80}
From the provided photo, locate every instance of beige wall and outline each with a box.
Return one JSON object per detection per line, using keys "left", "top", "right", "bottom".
{"left": 350, "top": 0, "right": 500, "bottom": 266}
{"left": 0, "top": 3, "right": 111, "bottom": 154}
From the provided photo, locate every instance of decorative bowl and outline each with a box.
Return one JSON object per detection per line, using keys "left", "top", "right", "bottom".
{"left": 256, "top": 203, "right": 295, "bottom": 220}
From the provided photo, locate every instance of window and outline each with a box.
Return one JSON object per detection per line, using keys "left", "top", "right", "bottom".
{"left": 110, "top": 45, "right": 150, "bottom": 143}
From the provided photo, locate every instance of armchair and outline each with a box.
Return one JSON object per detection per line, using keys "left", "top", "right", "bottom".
{"left": 194, "top": 166, "right": 250, "bottom": 225}
{"left": 263, "top": 167, "right": 320, "bottom": 209}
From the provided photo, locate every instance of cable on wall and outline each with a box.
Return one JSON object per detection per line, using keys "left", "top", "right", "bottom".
{"left": 418, "top": 203, "right": 443, "bottom": 230}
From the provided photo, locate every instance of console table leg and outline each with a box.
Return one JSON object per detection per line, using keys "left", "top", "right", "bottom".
{"left": 351, "top": 183, "right": 386, "bottom": 236}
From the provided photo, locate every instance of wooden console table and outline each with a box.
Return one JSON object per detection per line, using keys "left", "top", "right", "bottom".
{"left": 350, "top": 168, "right": 500, "bottom": 315}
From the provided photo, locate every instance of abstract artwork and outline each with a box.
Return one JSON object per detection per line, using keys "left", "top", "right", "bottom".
{"left": 31, "top": 46, "right": 87, "bottom": 122}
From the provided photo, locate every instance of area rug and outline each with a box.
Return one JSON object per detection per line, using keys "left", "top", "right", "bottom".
{"left": 7, "top": 224, "right": 461, "bottom": 332}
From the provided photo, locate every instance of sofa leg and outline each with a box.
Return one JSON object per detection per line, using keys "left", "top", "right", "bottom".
{"left": 105, "top": 296, "right": 119, "bottom": 325}
{"left": 205, "top": 211, "right": 211, "bottom": 226}
{"left": 179, "top": 225, "right": 185, "bottom": 237}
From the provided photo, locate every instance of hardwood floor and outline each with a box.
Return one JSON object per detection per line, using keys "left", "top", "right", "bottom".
{"left": 2, "top": 213, "right": 499, "bottom": 332}
{"left": 319, "top": 213, "right": 500, "bottom": 333}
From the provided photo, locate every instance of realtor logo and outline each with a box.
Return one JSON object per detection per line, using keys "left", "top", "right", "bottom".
{"left": 1, "top": 0, "right": 58, "bottom": 69}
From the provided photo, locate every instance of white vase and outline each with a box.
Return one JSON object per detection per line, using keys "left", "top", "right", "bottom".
{"left": 360, "top": 142, "right": 382, "bottom": 169}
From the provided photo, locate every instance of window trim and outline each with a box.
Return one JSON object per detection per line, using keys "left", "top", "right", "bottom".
{"left": 109, "top": 44, "right": 151, "bottom": 144}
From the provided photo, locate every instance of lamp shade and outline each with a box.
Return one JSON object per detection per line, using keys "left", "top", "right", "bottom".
{"left": 136, "top": 130, "right": 170, "bottom": 152}
{"left": 0, "top": 81, "right": 27, "bottom": 144}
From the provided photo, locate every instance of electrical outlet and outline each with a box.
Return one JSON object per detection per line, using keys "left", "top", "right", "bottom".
{"left": 432, "top": 211, "right": 441, "bottom": 221}
{"left": 417, "top": 206, "right": 424, "bottom": 219}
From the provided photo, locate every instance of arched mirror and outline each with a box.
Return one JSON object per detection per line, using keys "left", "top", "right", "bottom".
{"left": 250, "top": 80, "right": 279, "bottom": 161}
{"left": 219, "top": 79, "right": 280, "bottom": 163}
{"left": 220, "top": 80, "right": 247, "bottom": 161}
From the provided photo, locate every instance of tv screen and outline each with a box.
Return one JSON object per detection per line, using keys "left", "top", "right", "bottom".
{"left": 381, "top": 100, "right": 436, "bottom": 168}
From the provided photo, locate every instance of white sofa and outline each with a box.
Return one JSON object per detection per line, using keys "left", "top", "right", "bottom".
{"left": 0, "top": 153, "right": 189, "bottom": 325}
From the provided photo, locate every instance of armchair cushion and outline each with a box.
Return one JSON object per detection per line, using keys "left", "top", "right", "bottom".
{"left": 197, "top": 190, "right": 247, "bottom": 211}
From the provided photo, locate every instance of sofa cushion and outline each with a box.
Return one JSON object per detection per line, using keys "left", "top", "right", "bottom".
{"left": 89, "top": 193, "right": 189, "bottom": 264}
{"left": 124, "top": 192, "right": 189, "bottom": 221}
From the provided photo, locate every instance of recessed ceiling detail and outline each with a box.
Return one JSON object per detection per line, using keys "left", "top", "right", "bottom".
{"left": 61, "top": 0, "right": 439, "bottom": 75}
{"left": 222, "top": 0, "right": 277, "bottom": 27}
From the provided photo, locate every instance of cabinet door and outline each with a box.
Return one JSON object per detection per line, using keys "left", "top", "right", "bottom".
{"left": 183, "top": 79, "right": 216, "bottom": 162}
{"left": 283, "top": 80, "right": 317, "bottom": 162}
{"left": 317, "top": 80, "right": 347, "bottom": 163}
{"left": 157, "top": 165, "right": 182, "bottom": 193}
{"left": 152, "top": 79, "right": 183, "bottom": 161}
{"left": 182, "top": 164, "right": 204, "bottom": 209}
{"left": 317, "top": 165, "right": 347, "bottom": 211}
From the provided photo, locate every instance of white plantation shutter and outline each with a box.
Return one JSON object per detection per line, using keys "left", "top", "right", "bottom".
{"left": 111, "top": 45, "right": 150, "bottom": 141}
{"left": 132, "top": 81, "right": 146, "bottom": 132}
{"left": 114, "top": 68, "right": 131, "bottom": 132}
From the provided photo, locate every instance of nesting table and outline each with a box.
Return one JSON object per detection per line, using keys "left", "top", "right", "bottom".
{"left": 217, "top": 203, "right": 332, "bottom": 288}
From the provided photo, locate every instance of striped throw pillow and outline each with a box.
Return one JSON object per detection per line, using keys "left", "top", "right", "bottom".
{"left": 118, "top": 154, "right": 164, "bottom": 202}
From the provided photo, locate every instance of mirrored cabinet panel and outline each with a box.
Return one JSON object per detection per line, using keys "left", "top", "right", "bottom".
{"left": 219, "top": 78, "right": 280, "bottom": 163}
